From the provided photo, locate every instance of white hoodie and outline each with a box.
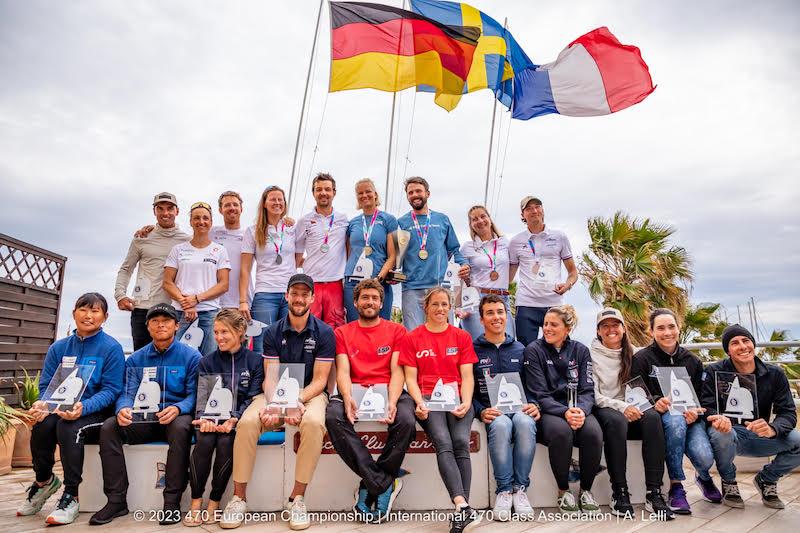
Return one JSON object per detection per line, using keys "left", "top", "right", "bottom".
{"left": 589, "top": 338, "right": 639, "bottom": 413}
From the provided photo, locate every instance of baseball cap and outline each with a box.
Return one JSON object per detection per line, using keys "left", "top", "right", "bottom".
{"left": 596, "top": 307, "right": 625, "bottom": 326}
{"left": 152, "top": 192, "right": 178, "bottom": 207}
{"left": 519, "top": 196, "right": 543, "bottom": 211}
{"left": 145, "top": 303, "right": 179, "bottom": 322}
{"left": 287, "top": 273, "right": 314, "bottom": 292}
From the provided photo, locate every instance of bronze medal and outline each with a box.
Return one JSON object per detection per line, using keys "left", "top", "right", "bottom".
{"left": 490, "top": 270, "right": 499, "bottom": 281}
{"left": 418, "top": 249, "right": 428, "bottom": 260}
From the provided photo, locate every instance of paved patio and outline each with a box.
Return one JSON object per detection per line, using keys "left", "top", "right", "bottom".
{"left": 2, "top": 464, "right": 799, "bottom": 533}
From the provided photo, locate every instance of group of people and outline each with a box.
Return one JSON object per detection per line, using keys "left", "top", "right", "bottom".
{"left": 14, "top": 176, "right": 800, "bottom": 533}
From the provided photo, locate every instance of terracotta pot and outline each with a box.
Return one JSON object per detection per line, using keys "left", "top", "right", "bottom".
{"left": 0, "top": 425, "right": 18, "bottom": 475}
{"left": 12, "top": 418, "right": 33, "bottom": 467}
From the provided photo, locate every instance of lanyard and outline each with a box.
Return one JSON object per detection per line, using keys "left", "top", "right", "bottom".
{"left": 322, "top": 213, "right": 335, "bottom": 245}
{"left": 362, "top": 210, "right": 379, "bottom": 246}
{"left": 268, "top": 221, "right": 285, "bottom": 255}
{"left": 527, "top": 237, "right": 536, "bottom": 261}
{"left": 410, "top": 212, "right": 430, "bottom": 251}
{"left": 479, "top": 239, "right": 498, "bottom": 271}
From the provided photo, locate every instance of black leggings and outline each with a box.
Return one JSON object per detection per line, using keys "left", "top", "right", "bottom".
{"left": 594, "top": 406, "right": 665, "bottom": 491}
{"left": 418, "top": 408, "right": 474, "bottom": 501}
{"left": 189, "top": 431, "right": 235, "bottom": 501}
{"left": 538, "top": 413, "right": 602, "bottom": 491}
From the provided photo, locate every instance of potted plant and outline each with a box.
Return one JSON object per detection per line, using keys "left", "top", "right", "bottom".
{"left": 12, "top": 368, "right": 40, "bottom": 467}
{"left": 0, "top": 398, "right": 29, "bottom": 475}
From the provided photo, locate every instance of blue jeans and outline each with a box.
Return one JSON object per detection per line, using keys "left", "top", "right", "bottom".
{"left": 661, "top": 413, "right": 714, "bottom": 481}
{"left": 344, "top": 279, "right": 393, "bottom": 322}
{"left": 402, "top": 289, "right": 427, "bottom": 331}
{"left": 708, "top": 426, "right": 800, "bottom": 483}
{"left": 515, "top": 306, "right": 548, "bottom": 347}
{"left": 486, "top": 412, "right": 537, "bottom": 493}
{"left": 460, "top": 295, "right": 515, "bottom": 341}
{"left": 176, "top": 309, "right": 217, "bottom": 356}
{"left": 250, "top": 292, "right": 288, "bottom": 355}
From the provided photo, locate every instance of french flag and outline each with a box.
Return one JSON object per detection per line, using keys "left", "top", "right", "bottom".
{"left": 512, "top": 27, "right": 655, "bottom": 119}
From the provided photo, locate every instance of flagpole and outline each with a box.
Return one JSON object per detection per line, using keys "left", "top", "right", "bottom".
{"left": 288, "top": 0, "right": 325, "bottom": 213}
{"left": 483, "top": 17, "right": 507, "bottom": 207}
{"left": 385, "top": 93, "right": 397, "bottom": 206}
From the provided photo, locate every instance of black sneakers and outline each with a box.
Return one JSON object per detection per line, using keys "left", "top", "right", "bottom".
{"left": 89, "top": 501, "right": 129, "bottom": 525}
{"left": 610, "top": 486, "right": 634, "bottom": 517}
{"left": 753, "top": 473, "right": 785, "bottom": 509}
{"left": 721, "top": 480, "right": 745, "bottom": 508}
{"left": 645, "top": 488, "right": 675, "bottom": 521}
{"left": 449, "top": 505, "right": 482, "bottom": 533}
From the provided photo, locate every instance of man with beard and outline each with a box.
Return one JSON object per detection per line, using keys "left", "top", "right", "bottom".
{"left": 115, "top": 192, "right": 190, "bottom": 349}
{"left": 325, "top": 279, "right": 415, "bottom": 522}
{"left": 702, "top": 324, "right": 800, "bottom": 510}
{"left": 221, "top": 274, "right": 334, "bottom": 530}
{"left": 397, "top": 177, "right": 469, "bottom": 330}
{"left": 295, "top": 173, "right": 349, "bottom": 328}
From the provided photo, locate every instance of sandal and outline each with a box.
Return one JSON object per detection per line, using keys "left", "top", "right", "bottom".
{"left": 182, "top": 509, "right": 204, "bottom": 527}
{"left": 204, "top": 501, "right": 220, "bottom": 524}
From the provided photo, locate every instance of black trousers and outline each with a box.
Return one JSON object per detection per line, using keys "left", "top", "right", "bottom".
{"left": 98, "top": 414, "right": 192, "bottom": 506}
{"left": 594, "top": 406, "right": 665, "bottom": 491}
{"left": 538, "top": 413, "right": 602, "bottom": 491}
{"left": 417, "top": 407, "right": 475, "bottom": 501}
{"left": 189, "top": 430, "right": 235, "bottom": 501}
{"left": 325, "top": 392, "right": 416, "bottom": 495}
{"left": 30, "top": 411, "right": 107, "bottom": 497}
{"left": 131, "top": 308, "right": 152, "bottom": 350}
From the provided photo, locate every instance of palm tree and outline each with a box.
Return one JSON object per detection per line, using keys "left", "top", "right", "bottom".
{"left": 579, "top": 211, "right": 693, "bottom": 346}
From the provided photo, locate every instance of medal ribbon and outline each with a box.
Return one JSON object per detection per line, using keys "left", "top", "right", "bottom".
{"left": 362, "top": 210, "right": 379, "bottom": 247}
{"left": 322, "top": 213, "right": 335, "bottom": 245}
{"left": 411, "top": 212, "right": 430, "bottom": 252}
{"left": 479, "top": 239, "right": 498, "bottom": 272}
{"left": 527, "top": 237, "right": 537, "bottom": 261}
{"left": 268, "top": 221, "right": 285, "bottom": 256}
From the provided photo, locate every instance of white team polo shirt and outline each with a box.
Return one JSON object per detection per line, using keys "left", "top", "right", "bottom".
{"left": 210, "top": 226, "right": 253, "bottom": 308}
{"left": 509, "top": 227, "right": 573, "bottom": 308}
{"left": 295, "top": 208, "right": 349, "bottom": 282}
{"left": 165, "top": 241, "right": 231, "bottom": 311}
{"left": 242, "top": 222, "right": 297, "bottom": 293}
{"left": 460, "top": 235, "right": 510, "bottom": 289}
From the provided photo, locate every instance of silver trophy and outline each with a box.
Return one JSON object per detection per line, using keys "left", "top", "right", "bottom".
{"left": 386, "top": 229, "right": 411, "bottom": 283}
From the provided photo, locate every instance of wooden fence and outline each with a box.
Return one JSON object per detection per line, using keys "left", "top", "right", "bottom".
{"left": 0, "top": 233, "right": 66, "bottom": 404}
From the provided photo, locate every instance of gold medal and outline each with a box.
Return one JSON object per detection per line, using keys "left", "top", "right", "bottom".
{"left": 490, "top": 270, "right": 499, "bottom": 281}
{"left": 363, "top": 245, "right": 373, "bottom": 256}
{"left": 418, "top": 249, "right": 428, "bottom": 260}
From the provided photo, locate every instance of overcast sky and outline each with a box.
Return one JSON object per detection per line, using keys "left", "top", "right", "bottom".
{"left": 1, "top": 0, "right": 798, "bottom": 350}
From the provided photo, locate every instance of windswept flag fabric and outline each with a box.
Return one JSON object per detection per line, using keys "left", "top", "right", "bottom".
{"left": 411, "top": 0, "right": 534, "bottom": 111}
{"left": 512, "top": 27, "right": 655, "bottom": 119}
{"left": 329, "top": 1, "right": 481, "bottom": 96}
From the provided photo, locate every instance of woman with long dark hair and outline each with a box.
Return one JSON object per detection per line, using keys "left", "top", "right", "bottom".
{"left": 590, "top": 308, "right": 672, "bottom": 519}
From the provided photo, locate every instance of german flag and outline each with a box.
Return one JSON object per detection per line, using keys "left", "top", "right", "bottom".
{"left": 330, "top": 2, "right": 480, "bottom": 95}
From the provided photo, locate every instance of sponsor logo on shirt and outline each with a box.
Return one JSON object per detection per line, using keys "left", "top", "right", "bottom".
{"left": 377, "top": 345, "right": 391, "bottom": 356}
{"left": 446, "top": 347, "right": 458, "bottom": 356}
{"left": 240, "top": 370, "right": 251, "bottom": 388}
{"left": 416, "top": 349, "right": 437, "bottom": 358}
{"left": 303, "top": 338, "right": 316, "bottom": 353}
{"left": 479, "top": 358, "right": 491, "bottom": 365}
{"left": 546, "top": 359, "right": 554, "bottom": 365}
{"left": 203, "top": 258, "right": 218, "bottom": 264}
{"left": 510, "top": 359, "right": 519, "bottom": 363}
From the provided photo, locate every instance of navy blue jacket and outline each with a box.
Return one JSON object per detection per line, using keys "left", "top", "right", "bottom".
{"left": 472, "top": 334, "right": 529, "bottom": 417}
{"left": 40, "top": 328, "right": 125, "bottom": 416}
{"left": 198, "top": 347, "right": 264, "bottom": 419}
{"left": 700, "top": 356, "right": 797, "bottom": 438}
{"left": 523, "top": 337, "right": 595, "bottom": 416}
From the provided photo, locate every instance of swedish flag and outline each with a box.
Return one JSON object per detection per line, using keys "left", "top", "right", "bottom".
{"left": 411, "top": 0, "right": 533, "bottom": 111}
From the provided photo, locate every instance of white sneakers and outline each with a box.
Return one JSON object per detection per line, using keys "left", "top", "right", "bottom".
{"left": 16, "top": 476, "right": 62, "bottom": 517}
{"left": 493, "top": 488, "right": 534, "bottom": 521}
{"left": 288, "top": 495, "right": 310, "bottom": 530}
{"left": 513, "top": 489, "right": 534, "bottom": 516}
{"left": 493, "top": 491, "right": 513, "bottom": 521}
{"left": 220, "top": 495, "right": 247, "bottom": 529}
{"left": 45, "top": 493, "right": 79, "bottom": 525}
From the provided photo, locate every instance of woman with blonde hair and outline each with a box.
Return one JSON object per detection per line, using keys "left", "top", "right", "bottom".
{"left": 343, "top": 178, "right": 397, "bottom": 321}
{"left": 239, "top": 185, "right": 296, "bottom": 354}
{"left": 524, "top": 305, "right": 602, "bottom": 514}
{"left": 185, "top": 309, "right": 263, "bottom": 526}
{"left": 400, "top": 288, "right": 481, "bottom": 532}
{"left": 458, "top": 205, "right": 513, "bottom": 340}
